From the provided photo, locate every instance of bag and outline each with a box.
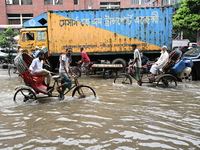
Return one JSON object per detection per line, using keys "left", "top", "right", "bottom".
{"left": 127, "top": 65, "right": 135, "bottom": 74}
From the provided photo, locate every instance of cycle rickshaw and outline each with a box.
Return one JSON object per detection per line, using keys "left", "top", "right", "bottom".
{"left": 114, "top": 50, "right": 194, "bottom": 88}
{"left": 13, "top": 53, "right": 96, "bottom": 103}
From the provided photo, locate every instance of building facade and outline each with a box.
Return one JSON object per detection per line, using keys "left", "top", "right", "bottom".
{"left": 0, "top": 0, "right": 180, "bottom": 27}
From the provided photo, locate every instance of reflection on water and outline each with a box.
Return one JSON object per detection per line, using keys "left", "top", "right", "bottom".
{"left": 0, "top": 69, "right": 200, "bottom": 149}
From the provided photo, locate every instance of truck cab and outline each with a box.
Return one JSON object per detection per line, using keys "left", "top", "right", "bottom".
{"left": 19, "top": 28, "right": 48, "bottom": 54}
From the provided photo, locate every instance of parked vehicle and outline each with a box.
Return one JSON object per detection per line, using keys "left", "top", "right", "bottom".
{"left": 173, "top": 46, "right": 190, "bottom": 55}
{"left": 0, "top": 47, "right": 17, "bottom": 63}
{"left": 182, "top": 47, "right": 200, "bottom": 80}
{"left": 0, "top": 51, "right": 8, "bottom": 63}
{"left": 18, "top": 6, "right": 173, "bottom": 70}
{"left": 172, "top": 39, "right": 197, "bottom": 51}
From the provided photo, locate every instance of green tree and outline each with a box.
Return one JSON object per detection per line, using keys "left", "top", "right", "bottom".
{"left": 0, "top": 27, "right": 18, "bottom": 63}
{"left": 173, "top": 0, "right": 200, "bottom": 41}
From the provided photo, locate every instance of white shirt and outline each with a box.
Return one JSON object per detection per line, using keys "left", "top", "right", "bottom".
{"left": 59, "top": 54, "right": 70, "bottom": 73}
{"left": 156, "top": 50, "right": 169, "bottom": 67}
{"left": 134, "top": 49, "right": 142, "bottom": 68}
{"left": 29, "top": 58, "right": 43, "bottom": 73}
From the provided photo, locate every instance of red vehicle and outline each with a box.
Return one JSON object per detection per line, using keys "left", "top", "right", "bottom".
{"left": 13, "top": 53, "right": 96, "bottom": 103}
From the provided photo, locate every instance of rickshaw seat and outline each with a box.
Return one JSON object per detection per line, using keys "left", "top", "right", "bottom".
{"left": 20, "top": 71, "right": 46, "bottom": 87}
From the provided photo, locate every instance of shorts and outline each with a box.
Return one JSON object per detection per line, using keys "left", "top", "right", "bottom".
{"left": 60, "top": 73, "right": 72, "bottom": 91}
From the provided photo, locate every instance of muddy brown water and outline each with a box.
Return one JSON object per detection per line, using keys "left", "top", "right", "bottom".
{"left": 0, "top": 69, "right": 199, "bottom": 149}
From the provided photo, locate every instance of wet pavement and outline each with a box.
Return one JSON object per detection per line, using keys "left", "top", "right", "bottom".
{"left": 0, "top": 68, "right": 199, "bottom": 149}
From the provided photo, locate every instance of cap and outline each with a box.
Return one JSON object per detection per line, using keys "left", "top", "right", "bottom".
{"left": 162, "top": 45, "right": 167, "bottom": 49}
{"left": 35, "top": 46, "right": 39, "bottom": 49}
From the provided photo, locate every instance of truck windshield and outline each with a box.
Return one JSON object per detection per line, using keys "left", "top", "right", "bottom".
{"left": 37, "top": 31, "right": 45, "bottom": 41}
{"left": 183, "top": 47, "right": 200, "bottom": 57}
{"left": 22, "top": 33, "right": 34, "bottom": 41}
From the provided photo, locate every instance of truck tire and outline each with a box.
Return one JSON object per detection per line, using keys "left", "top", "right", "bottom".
{"left": 112, "top": 58, "right": 126, "bottom": 72}
{"left": 112, "top": 58, "right": 126, "bottom": 67}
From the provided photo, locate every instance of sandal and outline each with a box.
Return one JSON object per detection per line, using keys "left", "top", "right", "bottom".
{"left": 137, "top": 81, "right": 142, "bottom": 86}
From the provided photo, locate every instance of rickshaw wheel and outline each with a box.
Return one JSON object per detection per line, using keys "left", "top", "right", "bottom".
{"left": 114, "top": 73, "right": 132, "bottom": 85}
{"left": 72, "top": 85, "right": 96, "bottom": 99}
{"left": 14, "top": 88, "right": 37, "bottom": 103}
{"left": 157, "top": 76, "right": 177, "bottom": 88}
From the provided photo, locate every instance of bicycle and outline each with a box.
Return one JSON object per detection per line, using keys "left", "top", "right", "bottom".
{"left": 114, "top": 58, "right": 179, "bottom": 88}
{"left": 13, "top": 53, "right": 97, "bottom": 103}
{"left": 71, "top": 62, "right": 93, "bottom": 77}
{"left": 57, "top": 75, "right": 97, "bottom": 100}
{"left": 8, "top": 64, "right": 19, "bottom": 77}
{"left": 113, "top": 50, "right": 192, "bottom": 88}
{"left": 13, "top": 71, "right": 97, "bottom": 103}
{"left": 114, "top": 66, "right": 177, "bottom": 88}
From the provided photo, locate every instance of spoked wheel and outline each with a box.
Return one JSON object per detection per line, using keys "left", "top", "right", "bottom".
{"left": 71, "top": 67, "right": 81, "bottom": 78}
{"left": 114, "top": 73, "right": 132, "bottom": 85}
{"left": 103, "top": 70, "right": 117, "bottom": 79}
{"left": 157, "top": 76, "right": 177, "bottom": 88}
{"left": 8, "top": 66, "right": 18, "bottom": 77}
{"left": 13, "top": 88, "right": 37, "bottom": 103}
{"left": 72, "top": 85, "right": 96, "bottom": 99}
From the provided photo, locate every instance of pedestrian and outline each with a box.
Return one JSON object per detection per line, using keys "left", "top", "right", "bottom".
{"left": 29, "top": 51, "right": 53, "bottom": 91}
{"left": 56, "top": 48, "right": 74, "bottom": 94}
{"left": 17, "top": 45, "right": 23, "bottom": 53}
{"left": 78, "top": 47, "right": 90, "bottom": 75}
{"left": 33, "top": 46, "right": 40, "bottom": 58}
{"left": 140, "top": 50, "right": 149, "bottom": 65}
{"left": 149, "top": 45, "right": 169, "bottom": 79}
{"left": 130, "top": 44, "right": 142, "bottom": 86}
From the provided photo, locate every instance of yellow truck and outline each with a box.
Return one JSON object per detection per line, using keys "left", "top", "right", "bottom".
{"left": 18, "top": 6, "right": 173, "bottom": 70}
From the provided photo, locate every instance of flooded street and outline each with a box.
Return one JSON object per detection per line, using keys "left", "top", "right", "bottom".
{"left": 0, "top": 68, "right": 200, "bottom": 149}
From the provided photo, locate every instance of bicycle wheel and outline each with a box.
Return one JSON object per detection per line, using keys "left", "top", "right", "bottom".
{"left": 13, "top": 88, "right": 37, "bottom": 103}
{"left": 72, "top": 85, "right": 96, "bottom": 99}
{"left": 71, "top": 67, "right": 81, "bottom": 77}
{"left": 157, "top": 76, "right": 177, "bottom": 88}
{"left": 114, "top": 74, "right": 132, "bottom": 84}
{"left": 8, "top": 66, "right": 18, "bottom": 77}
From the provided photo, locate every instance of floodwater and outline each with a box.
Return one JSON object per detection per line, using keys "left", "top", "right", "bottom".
{"left": 0, "top": 68, "right": 200, "bottom": 149}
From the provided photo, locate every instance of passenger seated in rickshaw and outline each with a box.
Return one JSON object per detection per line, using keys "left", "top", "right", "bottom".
{"left": 29, "top": 51, "right": 53, "bottom": 91}
{"left": 149, "top": 46, "right": 169, "bottom": 79}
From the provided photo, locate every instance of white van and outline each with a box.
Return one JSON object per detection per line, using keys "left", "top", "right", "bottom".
{"left": 172, "top": 39, "right": 197, "bottom": 50}
{"left": 172, "top": 39, "right": 190, "bottom": 50}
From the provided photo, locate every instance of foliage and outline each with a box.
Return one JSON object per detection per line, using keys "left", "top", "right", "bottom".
{"left": 173, "top": 0, "right": 200, "bottom": 32}
{"left": 0, "top": 27, "right": 19, "bottom": 63}
{"left": 0, "top": 27, "right": 18, "bottom": 48}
